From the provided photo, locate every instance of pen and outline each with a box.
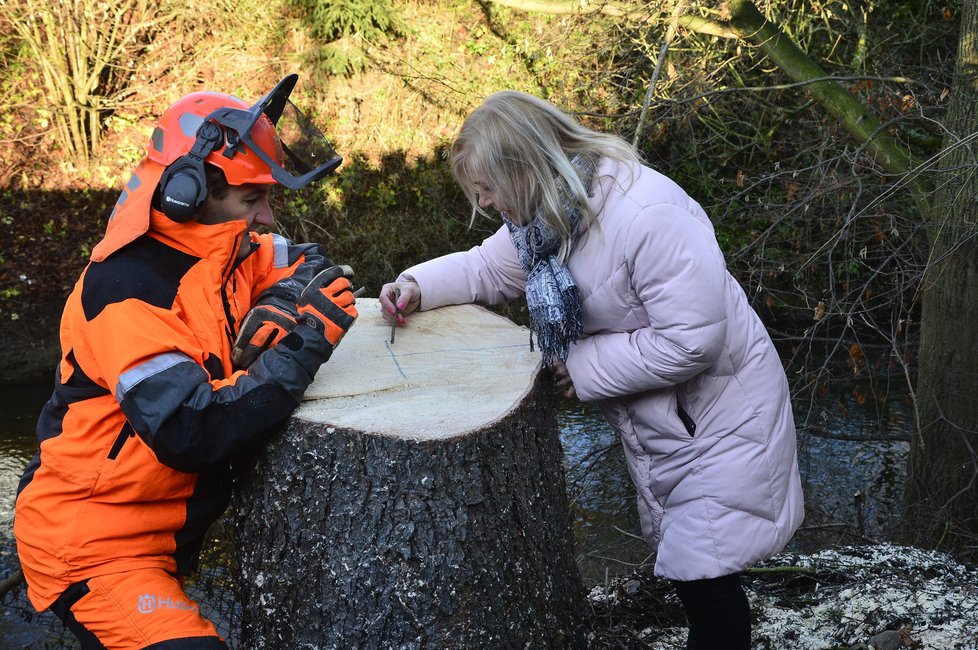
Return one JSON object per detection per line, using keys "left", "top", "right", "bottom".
{"left": 390, "top": 287, "right": 401, "bottom": 344}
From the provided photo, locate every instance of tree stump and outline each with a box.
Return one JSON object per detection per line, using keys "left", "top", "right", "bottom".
{"left": 231, "top": 299, "right": 586, "bottom": 649}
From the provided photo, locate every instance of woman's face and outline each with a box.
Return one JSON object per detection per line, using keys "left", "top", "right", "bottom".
{"left": 474, "top": 179, "right": 524, "bottom": 225}
{"left": 198, "top": 183, "right": 275, "bottom": 259}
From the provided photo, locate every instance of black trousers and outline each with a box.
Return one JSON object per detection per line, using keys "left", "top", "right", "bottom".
{"left": 672, "top": 573, "right": 751, "bottom": 650}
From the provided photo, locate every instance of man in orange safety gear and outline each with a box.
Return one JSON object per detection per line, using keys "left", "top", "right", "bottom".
{"left": 14, "top": 74, "right": 356, "bottom": 649}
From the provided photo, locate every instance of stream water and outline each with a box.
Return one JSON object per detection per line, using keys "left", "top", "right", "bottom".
{"left": 0, "top": 372, "right": 912, "bottom": 647}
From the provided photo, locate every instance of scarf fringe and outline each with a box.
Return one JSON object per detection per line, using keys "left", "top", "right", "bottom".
{"left": 527, "top": 282, "right": 583, "bottom": 367}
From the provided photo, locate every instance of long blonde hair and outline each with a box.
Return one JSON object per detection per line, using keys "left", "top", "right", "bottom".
{"left": 450, "top": 91, "right": 641, "bottom": 262}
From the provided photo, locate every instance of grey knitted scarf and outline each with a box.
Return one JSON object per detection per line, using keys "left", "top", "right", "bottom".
{"left": 503, "top": 155, "right": 595, "bottom": 367}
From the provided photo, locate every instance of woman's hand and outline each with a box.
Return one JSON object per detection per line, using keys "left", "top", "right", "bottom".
{"left": 379, "top": 280, "right": 422, "bottom": 324}
{"left": 550, "top": 361, "right": 577, "bottom": 400}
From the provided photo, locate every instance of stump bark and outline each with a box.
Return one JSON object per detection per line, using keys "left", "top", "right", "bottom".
{"left": 232, "top": 299, "right": 586, "bottom": 649}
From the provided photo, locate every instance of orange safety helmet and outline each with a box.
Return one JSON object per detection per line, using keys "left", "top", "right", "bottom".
{"left": 149, "top": 91, "right": 284, "bottom": 187}
{"left": 155, "top": 74, "right": 342, "bottom": 193}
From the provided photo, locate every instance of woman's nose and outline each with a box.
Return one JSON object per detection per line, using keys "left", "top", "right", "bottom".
{"left": 478, "top": 193, "right": 492, "bottom": 209}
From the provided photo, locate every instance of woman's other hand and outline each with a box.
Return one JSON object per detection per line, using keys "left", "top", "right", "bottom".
{"left": 550, "top": 361, "right": 577, "bottom": 400}
{"left": 379, "top": 280, "right": 421, "bottom": 324}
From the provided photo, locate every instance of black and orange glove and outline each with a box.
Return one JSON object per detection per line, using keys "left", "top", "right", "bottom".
{"left": 232, "top": 304, "right": 298, "bottom": 368}
{"left": 296, "top": 265, "right": 358, "bottom": 348}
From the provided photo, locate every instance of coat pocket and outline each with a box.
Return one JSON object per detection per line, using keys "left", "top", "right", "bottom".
{"left": 676, "top": 401, "right": 697, "bottom": 437}
{"left": 107, "top": 422, "right": 136, "bottom": 460}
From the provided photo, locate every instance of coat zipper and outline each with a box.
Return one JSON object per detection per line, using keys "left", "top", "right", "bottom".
{"left": 220, "top": 234, "right": 253, "bottom": 352}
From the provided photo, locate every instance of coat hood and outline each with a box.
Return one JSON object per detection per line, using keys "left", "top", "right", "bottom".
{"left": 91, "top": 157, "right": 167, "bottom": 262}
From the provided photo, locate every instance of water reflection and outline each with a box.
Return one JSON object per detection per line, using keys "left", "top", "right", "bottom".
{"left": 0, "top": 380, "right": 47, "bottom": 535}
{"left": 559, "top": 402, "right": 650, "bottom": 583}
{"left": 793, "top": 384, "right": 911, "bottom": 550}
{"left": 0, "top": 381, "right": 63, "bottom": 647}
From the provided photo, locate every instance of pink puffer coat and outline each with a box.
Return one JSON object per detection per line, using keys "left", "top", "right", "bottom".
{"left": 401, "top": 158, "right": 804, "bottom": 581}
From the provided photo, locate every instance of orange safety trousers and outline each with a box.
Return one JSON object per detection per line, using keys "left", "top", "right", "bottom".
{"left": 49, "top": 568, "right": 227, "bottom": 649}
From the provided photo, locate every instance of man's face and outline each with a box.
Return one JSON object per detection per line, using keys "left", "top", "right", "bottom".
{"left": 198, "top": 183, "right": 274, "bottom": 259}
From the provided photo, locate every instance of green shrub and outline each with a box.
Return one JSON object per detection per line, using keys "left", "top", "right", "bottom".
{"left": 288, "top": 0, "right": 404, "bottom": 76}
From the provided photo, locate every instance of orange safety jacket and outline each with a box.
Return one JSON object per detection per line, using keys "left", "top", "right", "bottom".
{"left": 14, "top": 205, "right": 335, "bottom": 612}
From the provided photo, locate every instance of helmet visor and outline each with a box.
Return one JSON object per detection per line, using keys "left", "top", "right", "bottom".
{"left": 207, "top": 74, "right": 342, "bottom": 189}
{"left": 275, "top": 99, "right": 343, "bottom": 186}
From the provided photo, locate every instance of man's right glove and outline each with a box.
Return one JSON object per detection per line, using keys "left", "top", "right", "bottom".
{"left": 232, "top": 304, "right": 298, "bottom": 369}
{"left": 296, "top": 265, "right": 358, "bottom": 347}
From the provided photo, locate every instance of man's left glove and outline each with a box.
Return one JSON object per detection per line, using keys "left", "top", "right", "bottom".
{"left": 296, "top": 265, "right": 358, "bottom": 348}
{"left": 232, "top": 304, "right": 298, "bottom": 368}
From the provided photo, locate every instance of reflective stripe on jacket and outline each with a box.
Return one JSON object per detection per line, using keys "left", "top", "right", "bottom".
{"left": 15, "top": 209, "right": 333, "bottom": 610}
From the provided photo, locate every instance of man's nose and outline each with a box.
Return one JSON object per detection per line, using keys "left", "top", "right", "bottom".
{"left": 255, "top": 200, "right": 275, "bottom": 227}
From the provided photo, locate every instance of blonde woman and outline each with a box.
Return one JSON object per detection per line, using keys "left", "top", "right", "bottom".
{"left": 380, "top": 91, "right": 803, "bottom": 649}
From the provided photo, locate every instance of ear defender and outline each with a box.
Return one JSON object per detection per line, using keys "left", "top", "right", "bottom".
{"left": 158, "top": 122, "right": 225, "bottom": 222}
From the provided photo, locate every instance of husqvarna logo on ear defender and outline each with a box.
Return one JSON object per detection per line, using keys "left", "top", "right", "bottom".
{"left": 164, "top": 196, "right": 191, "bottom": 207}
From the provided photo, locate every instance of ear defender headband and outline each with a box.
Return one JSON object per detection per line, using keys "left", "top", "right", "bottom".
{"left": 158, "top": 121, "right": 224, "bottom": 222}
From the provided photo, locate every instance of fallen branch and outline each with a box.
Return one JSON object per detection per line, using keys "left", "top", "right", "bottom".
{"left": 0, "top": 569, "right": 24, "bottom": 598}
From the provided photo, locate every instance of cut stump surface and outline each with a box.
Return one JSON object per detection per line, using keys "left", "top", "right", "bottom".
{"left": 299, "top": 299, "right": 540, "bottom": 439}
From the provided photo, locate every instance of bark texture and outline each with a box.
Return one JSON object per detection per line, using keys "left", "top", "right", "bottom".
{"left": 232, "top": 372, "right": 585, "bottom": 648}
{"left": 905, "top": 0, "right": 978, "bottom": 547}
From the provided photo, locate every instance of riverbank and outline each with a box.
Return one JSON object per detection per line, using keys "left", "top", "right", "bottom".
{"left": 0, "top": 319, "right": 59, "bottom": 385}
{"left": 0, "top": 188, "right": 114, "bottom": 384}
{"left": 588, "top": 543, "right": 978, "bottom": 649}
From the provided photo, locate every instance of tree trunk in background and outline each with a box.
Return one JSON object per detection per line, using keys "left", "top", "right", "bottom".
{"left": 231, "top": 300, "right": 586, "bottom": 648}
{"left": 905, "top": 2, "right": 978, "bottom": 547}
